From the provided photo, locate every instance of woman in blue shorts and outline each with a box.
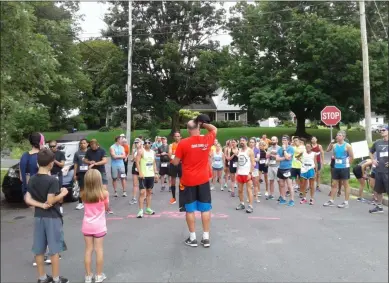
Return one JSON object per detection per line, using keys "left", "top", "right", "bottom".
{"left": 299, "top": 143, "right": 317, "bottom": 205}
{"left": 211, "top": 143, "right": 224, "bottom": 191}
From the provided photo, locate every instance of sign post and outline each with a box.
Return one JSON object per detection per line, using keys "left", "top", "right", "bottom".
{"left": 321, "top": 106, "right": 342, "bottom": 142}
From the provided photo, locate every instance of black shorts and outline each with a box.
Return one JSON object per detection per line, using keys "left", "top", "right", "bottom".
{"left": 291, "top": 168, "right": 301, "bottom": 179}
{"left": 139, "top": 177, "right": 154, "bottom": 190}
{"left": 277, "top": 168, "right": 291, "bottom": 180}
{"left": 258, "top": 164, "right": 268, "bottom": 174}
{"left": 169, "top": 163, "right": 182, "bottom": 178}
{"left": 374, "top": 172, "right": 388, "bottom": 194}
{"left": 332, "top": 168, "right": 350, "bottom": 180}
{"left": 229, "top": 163, "right": 237, "bottom": 174}
{"left": 159, "top": 161, "right": 170, "bottom": 176}
{"left": 132, "top": 162, "right": 139, "bottom": 175}
{"left": 370, "top": 171, "right": 376, "bottom": 179}
{"left": 179, "top": 181, "right": 212, "bottom": 213}
{"left": 77, "top": 172, "right": 86, "bottom": 189}
{"left": 352, "top": 165, "right": 363, "bottom": 179}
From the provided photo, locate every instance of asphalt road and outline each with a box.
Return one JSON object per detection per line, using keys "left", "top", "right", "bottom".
{"left": 1, "top": 165, "right": 388, "bottom": 283}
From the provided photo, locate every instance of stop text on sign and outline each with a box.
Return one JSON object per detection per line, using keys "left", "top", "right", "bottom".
{"left": 322, "top": 112, "right": 340, "bottom": 119}
{"left": 321, "top": 105, "right": 342, "bottom": 126}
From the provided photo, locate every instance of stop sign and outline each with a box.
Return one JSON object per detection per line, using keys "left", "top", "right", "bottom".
{"left": 321, "top": 106, "right": 341, "bottom": 126}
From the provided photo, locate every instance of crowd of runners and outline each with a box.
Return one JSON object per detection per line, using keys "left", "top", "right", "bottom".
{"left": 21, "top": 117, "right": 388, "bottom": 283}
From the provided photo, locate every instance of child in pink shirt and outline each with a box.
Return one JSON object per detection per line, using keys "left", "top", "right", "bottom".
{"left": 81, "top": 169, "right": 109, "bottom": 283}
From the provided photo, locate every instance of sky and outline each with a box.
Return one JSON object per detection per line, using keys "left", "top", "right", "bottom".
{"left": 78, "top": 1, "right": 233, "bottom": 45}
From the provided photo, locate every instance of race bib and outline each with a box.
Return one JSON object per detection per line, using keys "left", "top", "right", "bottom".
{"left": 171, "top": 155, "right": 175, "bottom": 160}
{"left": 120, "top": 173, "right": 127, "bottom": 178}
{"left": 135, "top": 167, "right": 138, "bottom": 172}
{"left": 335, "top": 159, "right": 343, "bottom": 164}
{"left": 161, "top": 162, "right": 168, "bottom": 168}
{"left": 283, "top": 171, "right": 291, "bottom": 178}
{"left": 259, "top": 159, "right": 266, "bottom": 164}
{"left": 269, "top": 160, "right": 276, "bottom": 165}
{"left": 146, "top": 162, "right": 153, "bottom": 168}
{"left": 380, "top": 152, "right": 388, "bottom": 157}
{"left": 80, "top": 165, "right": 88, "bottom": 171}
{"left": 233, "top": 162, "right": 237, "bottom": 168}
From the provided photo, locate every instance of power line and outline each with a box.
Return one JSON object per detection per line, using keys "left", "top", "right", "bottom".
{"left": 373, "top": 0, "right": 388, "bottom": 38}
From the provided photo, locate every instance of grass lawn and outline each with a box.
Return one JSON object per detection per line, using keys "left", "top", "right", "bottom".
{"left": 43, "top": 131, "right": 66, "bottom": 141}
{"left": 87, "top": 127, "right": 379, "bottom": 152}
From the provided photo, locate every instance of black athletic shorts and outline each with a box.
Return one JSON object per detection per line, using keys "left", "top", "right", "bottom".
{"left": 229, "top": 162, "right": 237, "bottom": 174}
{"left": 291, "top": 168, "right": 301, "bottom": 179}
{"left": 332, "top": 168, "right": 350, "bottom": 180}
{"left": 179, "top": 181, "right": 212, "bottom": 213}
{"left": 258, "top": 164, "right": 268, "bottom": 174}
{"left": 169, "top": 163, "right": 182, "bottom": 178}
{"left": 139, "top": 177, "right": 154, "bottom": 190}
{"left": 132, "top": 162, "right": 139, "bottom": 175}
{"left": 352, "top": 165, "right": 363, "bottom": 179}
{"left": 77, "top": 172, "right": 86, "bottom": 189}
{"left": 374, "top": 172, "right": 388, "bottom": 194}
{"left": 277, "top": 168, "right": 291, "bottom": 180}
{"left": 159, "top": 161, "right": 170, "bottom": 176}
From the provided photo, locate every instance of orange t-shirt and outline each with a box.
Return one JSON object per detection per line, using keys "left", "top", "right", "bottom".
{"left": 170, "top": 142, "right": 179, "bottom": 164}
{"left": 123, "top": 144, "right": 130, "bottom": 156}
{"left": 175, "top": 131, "right": 216, "bottom": 187}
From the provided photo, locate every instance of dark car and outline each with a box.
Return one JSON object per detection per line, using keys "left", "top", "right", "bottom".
{"left": 2, "top": 141, "right": 80, "bottom": 203}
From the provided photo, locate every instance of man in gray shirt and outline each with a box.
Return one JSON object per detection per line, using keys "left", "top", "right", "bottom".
{"left": 266, "top": 136, "right": 281, "bottom": 200}
{"left": 369, "top": 126, "right": 388, "bottom": 214}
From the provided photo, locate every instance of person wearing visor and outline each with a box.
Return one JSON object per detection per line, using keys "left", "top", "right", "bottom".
{"left": 276, "top": 135, "right": 295, "bottom": 206}
{"left": 129, "top": 138, "right": 143, "bottom": 205}
{"left": 173, "top": 114, "right": 216, "bottom": 248}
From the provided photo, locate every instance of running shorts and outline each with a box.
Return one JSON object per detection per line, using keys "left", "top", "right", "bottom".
{"left": 169, "top": 163, "right": 182, "bottom": 178}
{"left": 291, "top": 168, "right": 301, "bottom": 179}
{"left": 268, "top": 167, "right": 278, "bottom": 181}
{"left": 300, "top": 168, "right": 315, "bottom": 179}
{"left": 111, "top": 165, "right": 126, "bottom": 180}
{"left": 77, "top": 172, "right": 86, "bottom": 189}
{"left": 179, "top": 181, "right": 212, "bottom": 213}
{"left": 229, "top": 161, "right": 238, "bottom": 174}
{"left": 159, "top": 161, "right": 170, "bottom": 176}
{"left": 132, "top": 162, "right": 139, "bottom": 175}
{"left": 331, "top": 168, "right": 350, "bottom": 180}
{"left": 32, "top": 217, "right": 67, "bottom": 256}
{"left": 352, "top": 165, "right": 363, "bottom": 180}
{"left": 374, "top": 172, "right": 388, "bottom": 194}
{"left": 212, "top": 167, "right": 223, "bottom": 171}
{"left": 83, "top": 231, "right": 107, "bottom": 238}
{"left": 236, "top": 174, "right": 252, "bottom": 184}
{"left": 258, "top": 164, "right": 268, "bottom": 174}
{"left": 277, "top": 168, "right": 291, "bottom": 180}
{"left": 139, "top": 177, "right": 155, "bottom": 190}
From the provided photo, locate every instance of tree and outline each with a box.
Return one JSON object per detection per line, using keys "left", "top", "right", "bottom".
{"left": 221, "top": 2, "right": 387, "bottom": 136}
{"left": 104, "top": 1, "right": 227, "bottom": 133}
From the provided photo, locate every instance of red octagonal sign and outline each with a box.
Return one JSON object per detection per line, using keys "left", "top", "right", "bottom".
{"left": 321, "top": 106, "right": 341, "bottom": 126}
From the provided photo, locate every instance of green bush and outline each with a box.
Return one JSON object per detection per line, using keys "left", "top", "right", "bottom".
{"left": 309, "top": 121, "right": 319, "bottom": 129}
{"left": 98, "top": 126, "right": 111, "bottom": 132}
{"left": 159, "top": 122, "right": 171, "bottom": 129}
{"left": 78, "top": 123, "right": 88, "bottom": 131}
{"left": 212, "top": 121, "right": 244, "bottom": 128}
{"left": 280, "top": 120, "right": 295, "bottom": 128}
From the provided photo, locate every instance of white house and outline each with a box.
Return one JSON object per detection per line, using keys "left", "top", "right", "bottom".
{"left": 258, "top": 117, "right": 279, "bottom": 127}
{"left": 359, "top": 112, "right": 385, "bottom": 128}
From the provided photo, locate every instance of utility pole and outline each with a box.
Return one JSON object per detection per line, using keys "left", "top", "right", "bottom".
{"left": 359, "top": 0, "right": 372, "bottom": 143}
{"left": 126, "top": 0, "right": 133, "bottom": 142}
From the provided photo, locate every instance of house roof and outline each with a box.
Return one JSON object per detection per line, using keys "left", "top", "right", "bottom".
{"left": 182, "top": 99, "right": 216, "bottom": 111}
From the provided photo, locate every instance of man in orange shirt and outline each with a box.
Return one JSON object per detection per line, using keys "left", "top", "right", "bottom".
{"left": 121, "top": 138, "right": 130, "bottom": 176}
{"left": 168, "top": 132, "right": 182, "bottom": 204}
{"left": 173, "top": 114, "right": 217, "bottom": 248}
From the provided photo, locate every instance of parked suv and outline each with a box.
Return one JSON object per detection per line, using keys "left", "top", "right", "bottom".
{"left": 2, "top": 141, "right": 80, "bottom": 203}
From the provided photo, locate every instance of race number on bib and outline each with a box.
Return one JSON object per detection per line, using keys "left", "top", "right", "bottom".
{"left": 171, "top": 155, "right": 175, "bottom": 160}
{"left": 233, "top": 162, "right": 237, "bottom": 168}
{"left": 283, "top": 171, "right": 291, "bottom": 178}
{"left": 161, "top": 162, "right": 168, "bottom": 168}
{"left": 120, "top": 173, "right": 127, "bottom": 178}
{"left": 335, "top": 159, "right": 343, "bottom": 164}
{"left": 146, "top": 162, "right": 153, "bottom": 168}
{"left": 259, "top": 159, "right": 266, "bottom": 164}
{"left": 80, "top": 165, "right": 88, "bottom": 171}
{"left": 380, "top": 152, "right": 388, "bottom": 157}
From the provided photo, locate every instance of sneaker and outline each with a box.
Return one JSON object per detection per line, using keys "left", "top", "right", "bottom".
{"left": 258, "top": 192, "right": 262, "bottom": 197}
{"left": 357, "top": 197, "right": 366, "bottom": 202}
{"left": 286, "top": 191, "right": 291, "bottom": 197}
{"left": 369, "top": 206, "right": 384, "bottom": 214}
{"left": 184, "top": 237, "right": 198, "bottom": 247}
{"left": 85, "top": 274, "right": 93, "bottom": 283}
{"left": 255, "top": 199, "right": 260, "bottom": 203}
{"left": 33, "top": 261, "right": 37, "bottom": 267}
{"left": 137, "top": 209, "right": 144, "bottom": 218}
{"left": 228, "top": 188, "right": 232, "bottom": 192}
{"left": 246, "top": 205, "right": 254, "bottom": 213}
{"left": 316, "top": 186, "right": 321, "bottom": 192}
{"left": 170, "top": 198, "right": 176, "bottom": 204}
{"left": 220, "top": 186, "right": 224, "bottom": 191}
{"left": 279, "top": 198, "right": 287, "bottom": 205}
{"left": 59, "top": 206, "right": 63, "bottom": 214}
{"left": 309, "top": 199, "right": 315, "bottom": 205}
{"left": 54, "top": 276, "right": 69, "bottom": 283}
{"left": 337, "top": 202, "right": 349, "bottom": 209}
{"left": 37, "top": 275, "right": 53, "bottom": 283}
{"left": 371, "top": 201, "right": 377, "bottom": 206}
{"left": 44, "top": 256, "right": 51, "bottom": 264}
{"left": 287, "top": 200, "right": 295, "bottom": 207}
{"left": 106, "top": 208, "right": 114, "bottom": 214}
{"left": 264, "top": 191, "right": 269, "bottom": 197}
{"left": 145, "top": 208, "right": 155, "bottom": 215}
{"left": 75, "top": 203, "right": 84, "bottom": 210}
{"left": 277, "top": 196, "right": 282, "bottom": 202}
{"left": 300, "top": 198, "right": 307, "bottom": 204}
{"left": 323, "top": 200, "right": 335, "bottom": 207}
{"left": 231, "top": 192, "right": 235, "bottom": 197}
{"left": 122, "top": 192, "right": 127, "bottom": 197}
{"left": 114, "top": 192, "right": 118, "bottom": 197}
{"left": 95, "top": 273, "right": 107, "bottom": 283}
{"left": 200, "top": 238, "right": 210, "bottom": 248}
{"left": 129, "top": 198, "right": 137, "bottom": 205}
{"left": 236, "top": 203, "right": 245, "bottom": 210}
{"left": 210, "top": 186, "right": 215, "bottom": 191}
{"left": 260, "top": 179, "right": 263, "bottom": 183}
{"left": 266, "top": 195, "right": 275, "bottom": 200}
{"left": 223, "top": 184, "right": 227, "bottom": 189}
{"left": 234, "top": 184, "right": 238, "bottom": 189}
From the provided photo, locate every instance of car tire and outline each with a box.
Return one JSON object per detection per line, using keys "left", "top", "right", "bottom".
{"left": 65, "top": 181, "right": 80, "bottom": 202}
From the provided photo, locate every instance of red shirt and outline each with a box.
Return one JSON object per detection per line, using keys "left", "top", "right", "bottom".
{"left": 175, "top": 131, "right": 216, "bottom": 186}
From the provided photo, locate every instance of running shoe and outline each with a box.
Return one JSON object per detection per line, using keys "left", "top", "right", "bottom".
{"left": 258, "top": 192, "right": 262, "bottom": 197}
{"left": 169, "top": 198, "right": 176, "bottom": 205}
{"left": 114, "top": 192, "right": 118, "bottom": 197}
{"left": 200, "top": 238, "right": 210, "bottom": 248}
{"left": 44, "top": 255, "right": 51, "bottom": 264}
{"left": 236, "top": 203, "right": 245, "bottom": 210}
{"left": 54, "top": 276, "right": 69, "bottom": 283}
{"left": 300, "top": 198, "right": 307, "bottom": 204}
{"left": 246, "top": 205, "right": 254, "bottom": 213}
{"left": 210, "top": 186, "right": 215, "bottom": 191}
{"left": 228, "top": 188, "right": 232, "bottom": 192}
{"left": 122, "top": 192, "right": 127, "bottom": 197}
{"left": 316, "top": 186, "right": 321, "bottom": 192}
{"left": 323, "top": 200, "right": 335, "bottom": 207}
{"left": 287, "top": 200, "right": 295, "bottom": 207}
{"left": 38, "top": 275, "right": 53, "bottom": 283}
{"left": 286, "top": 191, "right": 291, "bottom": 197}
{"left": 223, "top": 184, "right": 227, "bottom": 190}
{"left": 369, "top": 206, "right": 384, "bottom": 214}
{"left": 371, "top": 201, "right": 377, "bottom": 206}
{"left": 357, "top": 197, "right": 366, "bottom": 202}
{"left": 234, "top": 184, "right": 238, "bottom": 189}
{"left": 264, "top": 191, "right": 269, "bottom": 197}
{"left": 220, "top": 186, "right": 224, "bottom": 191}
{"left": 106, "top": 208, "right": 114, "bottom": 214}
{"left": 95, "top": 273, "right": 107, "bottom": 283}
{"left": 260, "top": 179, "right": 263, "bottom": 183}
{"left": 85, "top": 274, "right": 93, "bottom": 283}
{"left": 279, "top": 198, "right": 287, "bottom": 205}
{"left": 337, "top": 202, "right": 349, "bottom": 209}
{"left": 137, "top": 209, "right": 144, "bottom": 218}
{"left": 277, "top": 196, "right": 282, "bottom": 202}
{"left": 255, "top": 199, "right": 260, "bottom": 203}
{"left": 145, "top": 208, "right": 155, "bottom": 215}
{"left": 75, "top": 203, "right": 84, "bottom": 210}
{"left": 266, "top": 195, "right": 275, "bottom": 200}
{"left": 184, "top": 237, "right": 198, "bottom": 247}
{"left": 309, "top": 199, "right": 315, "bottom": 205}
{"left": 230, "top": 192, "right": 235, "bottom": 197}
{"left": 129, "top": 198, "right": 137, "bottom": 205}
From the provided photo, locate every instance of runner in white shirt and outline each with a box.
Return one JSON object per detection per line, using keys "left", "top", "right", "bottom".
{"left": 299, "top": 143, "right": 317, "bottom": 205}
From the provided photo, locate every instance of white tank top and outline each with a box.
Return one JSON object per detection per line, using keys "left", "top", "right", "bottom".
{"left": 212, "top": 151, "right": 223, "bottom": 169}
{"left": 301, "top": 151, "right": 316, "bottom": 173}
{"left": 237, "top": 148, "right": 251, "bottom": 175}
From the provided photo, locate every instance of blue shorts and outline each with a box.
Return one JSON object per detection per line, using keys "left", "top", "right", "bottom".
{"left": 301, "top": 168, "right": 315, "bottom": 179}
{"left": 179, "top": 182, "right": 212, "bottom": 213}
{"left": 111, "top": 165, "right": 126, "bottom": 180}
{"left": 32, "top": 217, "right": 67, "bottom": 256}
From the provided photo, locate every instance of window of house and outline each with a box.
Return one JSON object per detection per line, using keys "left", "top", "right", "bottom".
{"left": 376, "top": 117, "right": 379, "bottom": 122}
{"left": 224, "top": 112, "right": 240, "bottom": 121}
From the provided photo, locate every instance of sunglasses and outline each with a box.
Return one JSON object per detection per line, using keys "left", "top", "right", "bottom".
{"left": 49, "top": 145, "right": 56, "bottom": 148}
{"left": 145, "top": 141, "right": 151, "bottom": 144}
{"left": 380, "top": 129, "right": 387, "bottom": 132}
